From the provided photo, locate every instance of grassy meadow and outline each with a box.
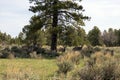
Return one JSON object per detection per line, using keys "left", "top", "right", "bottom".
{"left": 0, "top": 47, "right": 119, "bottom": 80}
{"left": 0, "top": 59, "right": 58, "bottom": 80}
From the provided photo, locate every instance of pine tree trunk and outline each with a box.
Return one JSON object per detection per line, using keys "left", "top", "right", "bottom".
{"left": 51, "top": 0, "right": 58, "bottom": 52}
{"left": 51, "top": 32, "right": 57, "bottom": 52}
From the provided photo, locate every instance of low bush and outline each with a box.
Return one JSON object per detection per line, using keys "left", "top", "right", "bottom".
{"left": 81, "top": 46, "right": 94, "bottom": 57}
{"left": 57, "top": 61, "right": 74, "bottom": 75}
{"left": 57, "top": 51, "right": 81, "bottom": 76}
{"left": 29, "top": 51, "right": 38, "bottom": 58}
{"left": 36, "top": 48, "right": 45, "bottom": 54}
{"left": 72, "top": 58, "right": 120, "bottom": 80}
{"left": 7, "top": 53, "right": 15, "bottom": 59}
{"left": 91, "top": 52, "right": 107, "bottom": 65}
{"left": 72, "top": 65, "right": 103, "bottom": 80}
{"left": 57, "top": 51, "right": 81, "bottom": 65}
{"left": 93, "top": 46, "right": 102, "bottom": 52}
{"left": 11, "top": 46, "right": 19, "bottom": 52}
{"left": 0, "top": 50, "right": 15, "bottom": 59}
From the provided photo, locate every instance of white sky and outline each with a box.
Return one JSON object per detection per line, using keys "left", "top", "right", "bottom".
{"left": 81, "top": 0, "right": 120, "bottom": 33}
{"left": 0, "top": 0, "right": 120, "bottom": 37}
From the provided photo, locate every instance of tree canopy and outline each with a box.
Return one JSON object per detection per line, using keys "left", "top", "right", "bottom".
{"left": 28, "top": 0, "right": 89, "bottom": 52}
{"left": 87, "top": 26, "right": 102, "bottom": 46}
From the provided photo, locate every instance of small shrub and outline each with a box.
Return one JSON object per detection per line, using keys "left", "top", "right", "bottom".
{"left": 7, "top": 53, "right": 15, "bottom": 59}
{"left": 114, "top": 54, "right": 120, "bottom": 60}
{"left": 29, "top": 51, "right": 38, "bottom": 58}
{"left": 50, "top": 51, "right": 59, "bottom": 57}
{"left": 57, "top": 61, "right": 74, "bottom": 75}
{"left": 57, "top": 51, "right": 81, "bottom": 65}
{"left": 91, "top": 52, "right": 107, "bottom": 64}
{"left": 72, "top": 46, "right": 82, "bottom": 51}
{"left": 101, "top": 61, "right": 119, "bottom": 80}
{"left": 93, "top": 46, "right": 101, "bottom": 52}
{"left": 4, "top": 47, "right": 10, "bottom": 52}
{"left": 43, "top": 50, "right": 60, "bottom": 58}
{"left": 70, "top": 51, "right": 82, "bottom": 65}
{"left": 115, "top": 64, "right": 120, "bottom": 79}
{"left": 84, "top": 58, "right": 95, "bottom": 67}
{"left": 104, "top": 49, "right": 114, "bottom": 56}
{"left": 11, "top": 46, "right": 20, "bottom": 53}
{"left": 72, "top": 66, "right": 103, "bottom": 80}
{"left": 72, "top": 59, "right": 120, "bottom": 80}
{"left": 81, "top": 46, "right": 94, "bottom": 57}
{"left": 36, "top": 48, "right": 45, "bottom": 54}
{"left": 58, "top": 46, "right": 66, "bottom": 52}
{"left": 57, "top": 51, "right": 82, "bottom": 76}
{"left": 0, "top": 51, "right": 12, "bottom": 58}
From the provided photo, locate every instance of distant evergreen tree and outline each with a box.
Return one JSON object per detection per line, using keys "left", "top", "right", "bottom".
{"left": 23, "top": 16, "right": 46, "bottom": 46}
{"left": 102, "top": 28, "right": 118, "bottom": 46}
{"left": 58, "top": 26, "right": 87, "bottom": 46}
{"left": 87, "top": 26, "right": 102, "bottom": 46}
{"left": 77, "top": 27, "right": 88, "bottom": 45}
{"left": 59, "top": 26, "right": 77, "bottom": 46}
{"left": 116, "top": 29, "right": 120, "bottom": 46}
{"left": 0, "top": 31, "right": 12, "bottom": 45}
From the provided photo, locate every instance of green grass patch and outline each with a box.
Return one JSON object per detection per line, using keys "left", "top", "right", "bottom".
{"left": 0, "top": 59, "right": 58, "bottom": 80}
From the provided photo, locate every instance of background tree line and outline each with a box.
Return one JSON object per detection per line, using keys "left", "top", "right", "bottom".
{"left": 0, "top": 26, "right": 120, "bottom": 47}
{"left": 0, "top": 31, "right": 16, "bottom": 45}
{"left": 21, "top": 26, "right": 120, "bottom": 47}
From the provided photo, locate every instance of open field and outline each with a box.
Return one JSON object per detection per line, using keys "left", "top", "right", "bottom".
{"left": 0, "top": 47, "right": 119, "bottom": 80}
{"left": 0, "top": 59, "right": 58, "bottom": 80}
{"left": 0, "top": 59, "right": 85, "bottom": 80}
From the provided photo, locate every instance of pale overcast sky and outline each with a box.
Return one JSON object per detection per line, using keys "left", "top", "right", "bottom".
{"left": 0, "top": 0, "right": 120, "bottom": 37}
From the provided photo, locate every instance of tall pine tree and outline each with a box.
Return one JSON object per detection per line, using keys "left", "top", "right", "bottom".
{"left": 29, "top": 0, "right": 89, "bottom": 52}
